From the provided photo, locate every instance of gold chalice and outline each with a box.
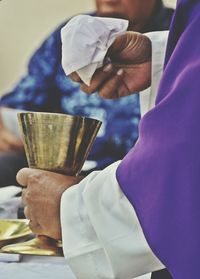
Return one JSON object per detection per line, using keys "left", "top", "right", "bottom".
{"left": 1, "top": 112, "right": 101, "bottom": 256}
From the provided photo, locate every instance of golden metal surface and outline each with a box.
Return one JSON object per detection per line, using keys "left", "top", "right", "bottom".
{"left": 1, "top": 236, "right": 63, "bottom": 256}
{"left": 0, "top": 112, "right": 101, "bottom": 256}
{"left": 0, "top": 219, "right": 31, "bottom": 248}
{"left": 18, "top": 112, "right": 102, "bottom": 175}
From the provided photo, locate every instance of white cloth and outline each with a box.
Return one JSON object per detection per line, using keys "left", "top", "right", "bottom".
{"left": 61, "top": 162, "right": 164, "bottom": 279}
{"left": 0, "top": 186, "right": 22, "bottom": 262}
{"left": 0, "top": 186, "right": 22, "bottom": 220}
{"left": 61, "top": 15, "right": 128, "bottom": 85}
{"left": 60, "top": 31, "right": 168, "bottom": 278}
{"left": 0, "top": 243, "right": 76, "bottom": 278}
{"left": 140, "top": 31, "right": 169, "bottom": 116}
{"left": 0, "top": 262, "right": 76, "bottom": 279}
{"left": 0, "top": 253, "right": 21, "bottom": 264}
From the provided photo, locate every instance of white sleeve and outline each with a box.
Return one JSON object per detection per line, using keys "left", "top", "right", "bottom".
{"left": 61, "top": 161, "right": 164, "bottom": 279}
{"left": 140, "top": 31, "right": 169, "bottom": 116}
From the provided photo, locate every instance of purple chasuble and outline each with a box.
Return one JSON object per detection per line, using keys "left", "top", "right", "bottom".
{"left": 117, "top": 0, "right": 200, "bottom": 278}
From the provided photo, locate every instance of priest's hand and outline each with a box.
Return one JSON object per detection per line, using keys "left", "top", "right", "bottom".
{"left": 17, "top": 168, "right": 84, "bottom": 240}
{"left": 70, "top": 31, "right": 152, "bottom": 99}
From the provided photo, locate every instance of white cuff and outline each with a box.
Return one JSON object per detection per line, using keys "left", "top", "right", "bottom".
{"left": 61, "top": 162, "right": 164, "bottom": 279}
{"left": 140, "top": 31, "right": 169, "bottom": 116}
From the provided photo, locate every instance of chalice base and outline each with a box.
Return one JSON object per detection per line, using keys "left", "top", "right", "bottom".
{"left": 0, "top": 236, "right": 63, "bottom": 256}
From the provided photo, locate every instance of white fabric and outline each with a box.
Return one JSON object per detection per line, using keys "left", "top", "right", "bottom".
{"left": 140, "top": 31, "right": 169, "bottom": 116}
{"left": 0, "top": 186, "right": 21, "bottom": 203}
{"left": 0, "top": 262, "right": 76, "bottom": 279}
{"left": 61, "top": 162, "right": 164, "bottom": 279}
{"left": 0, "top": 186, "right": 22, "bottom": 263}
{"left": 0, "top": 262, "right": 150, "bottom": 279}
{"left": 0, "top": 253, "right": 21, "bottom": 263}
{"left": 61, "top": 15, "right": 128, "bottom": 85}
{"left": 0, "top": 186, "right": 22, "bottom": 220}
{"left": 0, "top": 251, "right": 76, "bottom": 278}
{"left": 0, "top": 196, "right": 22, "bottom": 220}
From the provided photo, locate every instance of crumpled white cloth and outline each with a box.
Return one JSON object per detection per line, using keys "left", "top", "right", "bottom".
{"left": 61, "top": 15, "right": 128, "bottom": 85}
{"left": 0, "top": 186, "right": 22, "bottom": 262}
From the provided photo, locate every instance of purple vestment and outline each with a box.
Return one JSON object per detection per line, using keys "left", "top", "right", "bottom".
{"left": 117, "top": 0, "right": 200, "bottom": 278}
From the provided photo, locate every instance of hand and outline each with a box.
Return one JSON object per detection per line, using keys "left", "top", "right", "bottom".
{"left": 17, "top": 168, "right": 84, "bottom": 240}
{"left": 0, "top": 116, "right": 23, "bottom": 151}
{"left": 70, "top": 31, "right": 152, "bottom": 99}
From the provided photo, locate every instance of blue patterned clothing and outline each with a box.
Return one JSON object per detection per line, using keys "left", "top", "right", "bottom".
{"left": 0, "top": 3, "right": 173, "bottom": 170}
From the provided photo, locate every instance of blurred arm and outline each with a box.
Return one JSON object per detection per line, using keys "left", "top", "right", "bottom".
{"left": 0, "top": 108, "right": 23, "bottom": 151}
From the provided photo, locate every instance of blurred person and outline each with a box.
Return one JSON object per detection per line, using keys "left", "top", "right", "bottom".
{"left": 0, "top": 0, "right": 174, "bottom": 186}
{"left": 17, "top": 0, "right": 200, "bottom": 278}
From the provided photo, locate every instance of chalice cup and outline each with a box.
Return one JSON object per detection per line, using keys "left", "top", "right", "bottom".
{"left": 1, "top": 112, "right": 101, "bottom": 256}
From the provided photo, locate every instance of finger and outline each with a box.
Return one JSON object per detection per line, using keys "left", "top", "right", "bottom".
{"left": 80, "top": 63, "right": 114, "bottom": 94}
{"left": 16, "top": 168, "right": 31, "bottom": 186}
{"left": 29, "top": 220, "right": 42, "bottom": 235}
{"left": 16, "top": 168, "right": 43, "bottom": 187}
{"left": 21, "top": 188, "right": 33, "bottom": 207}
{"left": 21, "top": 188, "right": 27, "bottom": 204}
{"left": 99, "top": 69, "right": 124, "bottom": 99}
{"left": 107, "top": 34, "right": 126, "bottom": 57}
{"left": 108, "top": 32, "right": 151, "bottom": 64}
{"left": 24, "top": 206, "right": 33, "bottom": 220}
{"left": 24, "top": 206, "right": 42, "bottom": 234}
{"left": 69, "top": 72, "right": 82, "bottom": 83}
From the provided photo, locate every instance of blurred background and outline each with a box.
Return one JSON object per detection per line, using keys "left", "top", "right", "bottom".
{"left": 0, "top": 0, "right": 176, "bottom": 95}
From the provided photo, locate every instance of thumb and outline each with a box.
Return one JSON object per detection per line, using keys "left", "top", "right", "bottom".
{"left": 16, "top": 168, "right": 43, "bottom": 187}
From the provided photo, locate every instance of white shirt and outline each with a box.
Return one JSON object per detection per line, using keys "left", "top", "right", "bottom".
{"left": 60, "top": 31, "right": 169, "bottom": 279}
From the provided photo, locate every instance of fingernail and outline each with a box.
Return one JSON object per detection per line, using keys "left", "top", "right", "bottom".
{"left": 117, "top": 69, "right": 124, "bottom": 76}
{"left": 103, "top": 63, "right": 112, "bottom": 72}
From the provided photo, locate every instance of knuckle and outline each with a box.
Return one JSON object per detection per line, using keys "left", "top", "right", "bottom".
{"left": 28, "top": 222, "right": 34, "bottom": 232}
{"left": 47, "top": 227, "right": 61, "bottom": 240}
{"left": 23, "top": 190, "right": 33, "bottom": 204}
{"left": 80, "top": 84, "right": 94, "bottom": 94}
{"left": 70, "top": 72, "right": 81, "bottom": 82}
{"left": 99, "top": 89, "right": 112, "bottom": 99}
{"left": 28, "top": 173, "right": 43, "bottom": 184}
{"left": 24, "top": 206, "right": 30, "bottom": 219}
{"left": 21, "top": 189, "right": 27, "bottom": 203}
{"left": 29, "top": 222, "right": 41, "bottom": 234}
{"left": 118, "top": 83, "right": 130, "bottom": 98}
